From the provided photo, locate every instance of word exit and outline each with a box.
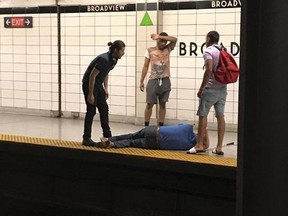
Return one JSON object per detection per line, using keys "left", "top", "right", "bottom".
{"left": 4, "top": 17, "right": 33, "bottom": 28}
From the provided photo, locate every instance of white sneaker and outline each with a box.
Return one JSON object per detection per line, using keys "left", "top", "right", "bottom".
{"left": 99, "top": 137, "right": 114, "bottom": 148}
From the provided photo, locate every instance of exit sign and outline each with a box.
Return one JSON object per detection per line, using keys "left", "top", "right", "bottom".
{"left": 4, "top": 17, "right": 33, "bottom": 28}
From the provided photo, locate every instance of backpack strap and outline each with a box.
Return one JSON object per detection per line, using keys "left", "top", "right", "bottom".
{"left": 213, "top": 43, "right": 226, "bottom": 51}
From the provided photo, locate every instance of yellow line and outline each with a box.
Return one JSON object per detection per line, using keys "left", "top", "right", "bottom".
{"left": 0, "top": 133, "right": 236, "bottom": 167}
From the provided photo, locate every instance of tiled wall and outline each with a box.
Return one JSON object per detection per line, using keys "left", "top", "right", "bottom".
{"left": 0, "top": 1, "right": 241, "bottom": 127}
{"left": 0, "top": 12, "right": 58, "bottom": 110}
{"left": 61, "top": 11, "right": 136, "bottom": 116}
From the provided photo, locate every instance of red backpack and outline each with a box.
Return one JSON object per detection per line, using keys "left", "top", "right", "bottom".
{"left": 214, "top": 44, "right": 239, "bottom": 84}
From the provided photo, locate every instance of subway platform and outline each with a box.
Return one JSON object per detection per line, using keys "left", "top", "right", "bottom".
{"left": 0, "top": 112, "right": 238, "bottom": 216}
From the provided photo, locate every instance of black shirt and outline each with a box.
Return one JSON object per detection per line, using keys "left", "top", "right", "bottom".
{"left": 82, "top": 51, "right": 117, "bottom": 90}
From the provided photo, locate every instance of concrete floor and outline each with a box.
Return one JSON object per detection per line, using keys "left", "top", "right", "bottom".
{"left": 0, "top": 112, "right": 238, "bottom": 158}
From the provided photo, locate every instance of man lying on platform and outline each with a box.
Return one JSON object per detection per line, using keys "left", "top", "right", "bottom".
{"left": 94, "top": 124, "right": 201, "bottom": 151}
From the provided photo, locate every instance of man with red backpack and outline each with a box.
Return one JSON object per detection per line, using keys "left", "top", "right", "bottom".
{"left": 188, "top": 31, "right": 230, "bottom": 155}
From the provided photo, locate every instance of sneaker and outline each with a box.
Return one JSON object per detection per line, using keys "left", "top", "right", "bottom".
{"left": 100, "top": 137, "right": 110, "bottom": 144}
{"left": 99, "top": 137, "right": 115, "bottom": 148}
{"left": 82, "top": 138, "right": 96, "bottom": 146}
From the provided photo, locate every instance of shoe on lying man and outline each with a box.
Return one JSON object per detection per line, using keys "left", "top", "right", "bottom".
{"left": 96, "top": 137, "right": 115, "bottom": 148}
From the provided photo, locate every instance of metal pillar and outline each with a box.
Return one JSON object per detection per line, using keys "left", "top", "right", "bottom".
{"left": 237, "top": 0, "right": 288, "bottom": 215}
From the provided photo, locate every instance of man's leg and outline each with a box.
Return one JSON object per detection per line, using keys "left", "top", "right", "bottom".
{"left": 97, "top": 97, "right": 112, "bottom": 138}
{"left": 216, "top": 114, "right": 225, "bottom": 152}
{"left": 144, "top": 103, "right": 154, "bottom": 126}
{"left": 158, "top": 102, "right": 166, "bottom": 126}
{"left": 194, "top": 116, "right": 207, "bottom": 151}
{"left": 83, "top": 103, "right": 96, "bottom": 139}
{"left": 203, "top": 127, "right": 210, "bottom": 150}
{"left": 107, "top": 127, "right": 148, "bottom": 148}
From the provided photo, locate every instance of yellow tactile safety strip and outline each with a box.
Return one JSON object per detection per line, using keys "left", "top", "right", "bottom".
{"left": 0, "top": 134, "right": 236, "bottom": 167}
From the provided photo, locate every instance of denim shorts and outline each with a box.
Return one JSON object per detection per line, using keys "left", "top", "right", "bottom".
{"left": 197, "top": 87, "right": 227, "bottom": 117}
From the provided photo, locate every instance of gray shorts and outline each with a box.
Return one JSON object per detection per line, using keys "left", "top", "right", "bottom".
{"left": 146, "top": 77, "right": 171, "bottom": 104}
{"left": 197, "top": 87, "right": 227, "bottom": 117}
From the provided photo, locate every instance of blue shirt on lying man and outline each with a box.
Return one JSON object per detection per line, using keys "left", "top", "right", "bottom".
{"left": 97, "top": 124, "right": 197, "bottom": 150}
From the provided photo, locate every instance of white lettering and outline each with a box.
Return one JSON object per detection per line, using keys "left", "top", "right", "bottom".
{"left": 87, "top": 4, "right": 126, "bottom": 12}
{"left": 221, "top": 1, "right": 227, "bottom": 7}
{"left": 211, "top": 0, "right": 241, "bottom": 8}
{"left": 119, "top": 5, "right": 125, "bottom": 10}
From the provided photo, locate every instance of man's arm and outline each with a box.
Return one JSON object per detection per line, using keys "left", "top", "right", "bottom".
{"left": 197, "top": 59, "right": 213, "bottom": 98}
{"left": 103, "top": 74, "right": 109, "bottom": 99}
{"left": 87, "top": 68, "right": 100, "bottom": 104}
{"left": 140, "top": 57, "right": 150, "bottom": 92}
{"left": 151, "top": 33, "right": 178, "bottom": 50}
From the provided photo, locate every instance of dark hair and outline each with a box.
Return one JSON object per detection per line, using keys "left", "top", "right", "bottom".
{"left": 159, "top": 32, "right": 168, "bottom": 36}
{"left": 108, "top": 40, "right": 125, "bottom": 52}
{"left": 207, "top": 31, "right": 220, "bottom": 43}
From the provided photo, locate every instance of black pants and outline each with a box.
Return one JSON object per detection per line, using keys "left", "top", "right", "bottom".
{"left": 82, "top": 85, "right": 111, "bottom": 139}
{"left": 109, "top": 126, "right": 159, "bottom": 149}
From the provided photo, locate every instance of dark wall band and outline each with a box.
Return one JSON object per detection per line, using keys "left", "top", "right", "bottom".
{"left": 0, "top": 1, "right": 241, "bottom": 14}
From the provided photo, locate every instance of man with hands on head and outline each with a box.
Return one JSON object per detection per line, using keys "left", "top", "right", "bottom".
{"left": 140, "top": 32, "right": 177, "bottom": 127}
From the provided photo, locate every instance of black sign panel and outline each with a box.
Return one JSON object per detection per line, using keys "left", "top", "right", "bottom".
{"left": 4, "top": 17, "right": 33, "bottom": 28}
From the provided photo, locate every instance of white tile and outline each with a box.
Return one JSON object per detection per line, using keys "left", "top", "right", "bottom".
{"left": 111, "top": 15, "right": 127, "bottom": 26}
{"left": 65, "top": 26, "right": 81, "bottom": 36}
{"left": 39, "top": 27, "right": 52, "bottom": 36}
{"left": 1, "top": 54, "right": 13, "bottom": 63}
{"left": 28, "top": 91, "right": 40, "bottom": 100}
{"left": 110, "top": 26, "right": 127, "bottom": 36}
{"left": 40, "top": 83, "right": 52, "bottom": 92}
{"left": 126, "top": 106, "right": 136, "bottom": 116}
{"left": 64, "top": 102, "right": 80, "bottom": 112}
{"left": 27, "top": 73, "right": 40, "bottom": 82}
{"left": 65, "top": 93, "right": 80, "bottom": 103}
{"left": 63, "top": 36, "right": 80, "bottom": 46}
{"left": 216, "top": 12, "right": 236, "bottom": 24}
{"left": 27, "top": 100, "right": 40, "bottom": 109}
{"left": 0, "top": 45, "right": 13, "bottom": 53}
{"left": 1, "top": 80, "right": 13, "bottom": 89}
{"left": 27, "top": 82, "right": 40, "bottom": 91}
{"left": 26, "top": 46, "right": 40, "bottom": 54}
{"left": 1, "top": 98, "right": 13, "bottom": 107}
{"left": 162, "top": 14, "right": 179, "bottom": 25}
{"left": 2, "top": 89, "right": 13, "bottom": 97}
{"left": 40, "top": 101, "right": 52, "bottom": 110}
{"left": 79, "top": 15, "right": 95, "bottom": 26}
{"left": 95, "top": 16, "right": 111, "bottom": 26}
{"left": 177, "top": 110, "right": 195, "bottom": 121}
{"left": 64, "top": 84, "right": 79, "bottom": 94}
{"left": 27, "top": 36, "right": 40, "bottom": 45}
{"left": 13, "top": 72, "right": 26, "bottom": 81}
{"left": 63, "top": 16, "right": 80, "bottom": 26}
{"left": 166, "top": 109, "right": 177, "bottom": 119}
{"left": 41, "top": 92, "right": 52, "bottom": 100}
{"left": 178, "top": 13, "right": 197, "bottom": 25}
{"left": 14, "top": 99, "right": 27, "bottom": 108}
{"left": 14, "top": 54, "right": 27, "bottom": 63}
{"left": 215, "top": 24, "right": 237, "bottom": 35}
{"left": 111, "top": 86, "right": 126, "bottom": 96}
{"left": 80, "top": 26, "right": 95, "bottom": 36}
{"left": 40, "top": 64, "right": 52, "bottom": 73}
{"left": 40, "top": 74, "right": 52, "bottom": 83}
{"left": 110, "top": 76, "right": 126, "bottom": 86}
{"left": 13, "top": 46, "right": 26, "bottom": 55}
{"left": 110, "top": 105, "right": 126, "bottom": 115}
{"left": 40, "top": 55, "right": 52, "bottom": 64}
